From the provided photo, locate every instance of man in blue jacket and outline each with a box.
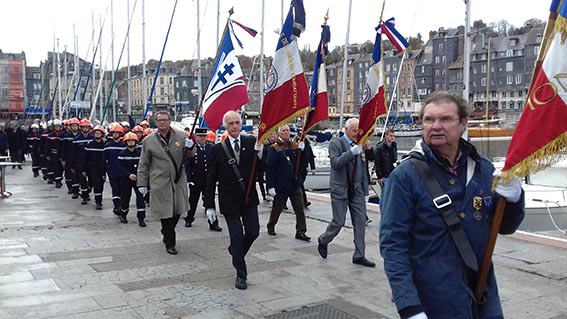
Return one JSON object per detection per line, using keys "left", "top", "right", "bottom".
{"left": 379, "top": 92, "right": 525, "bottom": 319}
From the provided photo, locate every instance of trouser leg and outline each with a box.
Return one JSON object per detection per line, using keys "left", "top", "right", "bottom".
{"left": 160, "top": 214, "right": 181, "bottom": 248}
{"left": 89, "top": 170, "right": 104, "bottom": 205}
{"left": 290, "top": 188, "right": 307, "bottom": 234}
{"left": 267, "top": 193, "right": 287, "bottom": 229}
{"left": 134, "top": 186, "right": 146, "bottom": 220}
{"left": 64, "top": 165, "right": 73, "bottom": 191}
{"left": 225, "top": 207, "right": 259, "bottom": 279}
{"left": 79, "top": 173, "right": 91, "bottom": 199}
{"left": 318, "top": 197, "right": 348, "bottom": 246}
{"left": 186, "top": 185, "right": 201, "bottom": 223}
{"left": 31, "top": 153, "right": 40, "bottom": 176}
{"left": 349, "top": 190, "right": 367, "bottom": 259}
{"left": 119, "top": 177, "right": 132, "bottom": 216}
{"left": 109, "top": 176, "right": 121, "bottom": 211}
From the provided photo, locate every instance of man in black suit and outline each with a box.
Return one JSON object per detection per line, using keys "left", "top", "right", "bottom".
{"left": 205, "top": 111, "right": 263, "bottom": 290}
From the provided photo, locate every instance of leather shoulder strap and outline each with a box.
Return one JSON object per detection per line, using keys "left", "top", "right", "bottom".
{"left": 221, "top": 141, "right": 246, "bottom": 191}
{"left": 156, "top": 134, "right": 181, "bottom": 183}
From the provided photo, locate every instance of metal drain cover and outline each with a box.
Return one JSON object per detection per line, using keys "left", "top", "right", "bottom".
{"left": 265, "top": 303, "right": 358, "bottom": 319}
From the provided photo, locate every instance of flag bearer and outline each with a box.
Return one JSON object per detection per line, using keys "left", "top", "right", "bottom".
{"left": 74, "top": 119, "right": 94, "bottom": 204}
{"left": 117, "top": 132, "right": 146, "bottom": 226}
{"left": 46, "top": 119, "right": 64, "bottom": 188}
{"left": 105, "top": 123, "right": 126, "bottom": 215}
{"left": 27, "top": 123, "right": 42, "bottom": 177}
{"left": 61, "top": 118, "right": 81, "bottom": 196}
{"left": 82, "top": 125, "right": 107, "bottom": 210}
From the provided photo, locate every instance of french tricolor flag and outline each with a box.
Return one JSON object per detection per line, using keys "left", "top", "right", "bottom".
{"left": 381, "top": 18, "right": 409, "bottom": 54}
{"left": 202, "top": 23, "right": 251, "bottom": 131}
{"left": 357, "top": 24, "right": 386, "bottom": 144}
{"left": 304, "top": 23, "right": 331, "bottom": 134}
{"left": 257, "top": 0, "right": 310, "bottom": 144}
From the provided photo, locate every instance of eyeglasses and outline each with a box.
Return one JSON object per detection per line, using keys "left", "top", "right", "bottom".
{"left": 156, "top": 118, "right": 170, "bottom": 122}
{"left": 422, "top": 116, "right": 460, "bottom": 126}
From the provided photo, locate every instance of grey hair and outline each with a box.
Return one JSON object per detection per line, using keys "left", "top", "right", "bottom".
{"left": 154, "top": 110, "right": 171, "bottom": 120}
{"left": 222, "top": 110, "right": 242, "bottom": 126}
{"left": 277, "top": 124, "right": 290, "bottom": 133}
{"left": 344, "top": 118, "right": 359, "bottom": 130}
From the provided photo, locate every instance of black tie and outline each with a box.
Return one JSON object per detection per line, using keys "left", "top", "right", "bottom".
{"left": 233, "top": 139, "right": 240, "bottom": 153}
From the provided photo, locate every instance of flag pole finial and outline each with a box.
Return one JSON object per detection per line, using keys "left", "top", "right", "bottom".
{"left": 324, "top": 9, "right": 329, "bottom": 25}
{"left": 228, "top": 7, "right": 234, "bottom": 17}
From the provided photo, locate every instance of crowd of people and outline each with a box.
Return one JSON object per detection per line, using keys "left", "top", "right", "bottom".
{"left": 1, "top": 92, "right": 527, "bottom": 317}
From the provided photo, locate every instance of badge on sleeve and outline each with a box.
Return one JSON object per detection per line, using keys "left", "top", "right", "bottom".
{"left": 473, "top": 196, "right": 483, "bottom": 211}
{"left": 483, "top": 196, "right": 492, "bottom": 208}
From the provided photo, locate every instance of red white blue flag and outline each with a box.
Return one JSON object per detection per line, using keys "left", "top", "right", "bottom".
{"left": 202, "top": 23, "right": 252, "bottom": 131}
{"left": 257, "top": 0, "right": 310, "bottom": 144}
{"left": 357, "top": 24, "right": 386, "bottom": 144}
{"left": 381, "top": 18, "right": 409, "bottom": 54}
{"left": 304, "top": 23, "right": 331, "bottom": 133}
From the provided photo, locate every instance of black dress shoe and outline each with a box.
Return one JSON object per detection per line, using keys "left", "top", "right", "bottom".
{"left": 95, "top": 203, "right": 102, "bottom": 210}
{"left": 267, "top": 227, "right": 276, "bottom": 236}
{"left": 67, "top": 189, "right": 73, "bottom": 194}
{"left": 119, "top": 215, "right": 128, "bottom": 224}
{"left": 166, "top": 247, "right": 178, "bottom": 255}
{"left": 352, "top": 257, "right": 376, "bottom": 267}
{"left": 295, "top": 233, "right": 311, "bottom": 242}
{"left": 72, "top": 193, "right": 79, "bottom": 199}
{"left": 185, "top": 220, "right": 192, "bottom": 227}
{"left": 81, "top": 198, "right": 88, "bottom": 205}
{"left": 209, "top": 221, "right": 222, "bottom": 232}
{"left": 304, "top": 201, "right": 311, "bottom": 207}
{"left": 235, "top": 277, "right": 247, "bottom": 290}
{"left": 138, "top": 219, "right": 146, "bottom": 227}
{"left": 113, "top": 208, "right": 121, "bottom": 216}
{"left": 318, "top": 242, "right": 328, "bottom": 259}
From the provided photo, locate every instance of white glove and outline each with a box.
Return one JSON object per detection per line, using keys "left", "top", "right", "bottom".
{"left": 185, "top": 138, "right": 194, "bottom": 149}
{"left": 495, "top": 176, "right": 522, "bottom": 203}
{"left": 298, "top": 142, "right": 305, "bottom": 151}
{"left": 268, "top": 188, "right": 276, "bottom": 197}
{"left": 350, "top": 145, "right": 363, "bottom": 155}
{"left": 364, "top": 195, "right": 369, "bottom": 202}
{"left": 408, "top": 313, "right": 428, "bottom": 319}
{"left": 138, "top": 187, "right": 148, "bottom": 195}
{"left": 206, "top": 208, "right": 217, "bottom": 223}
{"left": 254, "top": 143, "right": 264, "bottom": 159}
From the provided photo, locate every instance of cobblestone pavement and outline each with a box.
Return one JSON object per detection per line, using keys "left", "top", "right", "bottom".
{"left": 1, "top": 163, "right": 567, "bottom": 318}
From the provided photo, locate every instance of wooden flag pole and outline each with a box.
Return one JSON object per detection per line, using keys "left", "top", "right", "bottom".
{"left": 474, "top": 1, "right": 561, "bottom": 302}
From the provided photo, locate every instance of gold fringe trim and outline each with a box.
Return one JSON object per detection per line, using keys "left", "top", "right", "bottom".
{"left": 257, "top": 107, "right": 310, "bottom": 145}
{"left": 496, "top": 132, "right": 567, "bottom": 189}
{"left": 555, "top": 15, "right": 567, "bottom": 34}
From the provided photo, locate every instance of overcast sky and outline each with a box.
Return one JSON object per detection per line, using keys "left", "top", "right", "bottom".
{"left": 0, "top": 0, "right": 549, "bottom": 68}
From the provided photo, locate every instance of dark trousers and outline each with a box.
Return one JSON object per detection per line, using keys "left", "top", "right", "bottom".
{"left": 257, "top": 173, "right": 266, "bottom": 199}
{"left": 64, "top": 165, "right": 75, "bottom": 191}
{"left": 120, "top": 177, "right": 146, "bottom": 220}
{"left": 48, "top": 156, "right": 63, "bottom": 183}
{"left": 40, "top": 155, "right": 48, "bottom": 178}
{"left": 186, "top": 184, "right": 204, "bottom": 222}
{"left": 160, "top": 214, "right": 181, "bottom": 249}
{"left": 79, "top": 171, "right": 92, "bottom": 199}
{"left": 31, "top": 152, "right": 40, "bottom": 175}
{"left": 10, "top": 148, "right": 23, "bottom": 164}
{"left": 225, "top": 206, "right": 260, "bottom": 279}
{"left": 267, "top": 188, "right": 307, "bottom": 234}
{"left": 87, "top": 168, "right": 104, "bottom": 205}
{"left": 108, "top": 176, "right": 121, "bottom": 210}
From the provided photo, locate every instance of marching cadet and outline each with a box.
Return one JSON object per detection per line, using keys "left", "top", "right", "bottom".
{"left": 46, "top": 119, "right": 64, "bottom": 188}
{"left": 131, "top": 125, "right": 144, "bottom": 147}
{"left": 39, "top": 121, "right": 52, "bottom": 180}
{"left": 139, "top": 120, "right": 150, "bottom": 130}
{"left": 184, "top": 127, "right": 222, "bottom": 231}
{"left": 117, "top": 132, "right": 146, "bottom": 226}
{"left": 105, "top": 123, "right": 126, "bottom": 215}
{"left": 26, "top": 123, "right": 42, "bottom": 177}
{"left": 121, "top": 121, "right": 131, "bottom": 133}
{"left": 82, "top": 125, "right": 107, "bottom": 210}
{"left": 74, "top": 119, "right": 94, "bottom": 204}
{"left": 61, "top": 118, "right": 81, "bottom": 196}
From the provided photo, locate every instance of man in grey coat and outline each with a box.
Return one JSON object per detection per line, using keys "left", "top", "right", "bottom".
{"left": 317, "top": 118, "right": 375, "bottom": 267}
{"left": 137, "top": 111, "right": 194, "bottom": 255}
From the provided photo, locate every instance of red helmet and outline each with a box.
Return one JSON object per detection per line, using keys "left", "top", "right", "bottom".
{"left": 79, "top": 118, "right": 92, "bottom": 127}
{"left": 68, "top": 118, "right": 80, "bottom": 125}
{"left": 206, "top": 131, "right": 216, "bottom": 142}
{"left": 63, "top": 119, "right": 70, "bottom": 126}
{"left": 123, "top": 132, "right": 139, "bottom": 143}
{"left": 109, "top": 123, "right": 125, "bottom": 134}
{"left": 92, "top": 125, "right": 106, "bottom": 136}
{"left": 143, "top": 128, "right": 153, "bottom": 137}
{"left": 131, "top": 125, "right": 144, "bottom": 133}
{"left": 140, "top": 120, "right": 150, "bottom": 128}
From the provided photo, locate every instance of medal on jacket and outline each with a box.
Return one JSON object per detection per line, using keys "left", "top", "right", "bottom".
{"left": 473, "top": 211, "right": 483, "bottom": 221}
{"left": 473, "top": 196, "right": 483, "bottom": 211}
{"left": 175, "top": 141, "right": 180, "bottom": 148}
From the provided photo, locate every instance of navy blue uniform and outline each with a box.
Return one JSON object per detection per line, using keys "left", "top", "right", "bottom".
{"left": 105, "top": 139, "right": 126, "bottom": 212}
{"left": 184, "top": 143, "right": 211, "bottom": 224}
{"left": 26, "top": 131, "right": 42, "bottom": 176}
{"left": 61, "top": 131, "right": 80, "bottom": 194}
{"left": 83, "top": 139, "right": 106, "bottom": 206}
{"left": 46, "top": 131, "right": 64, "bottom": 187}
{"left": 118, "top": 147, "right": 145, "bottom": 221}
{"left": 73, "top": 133, "right": 94, "bottom": 200}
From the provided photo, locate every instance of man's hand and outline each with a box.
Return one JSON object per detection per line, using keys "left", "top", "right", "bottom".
{"left": 206, "top": 208, "right": 217, "bottom": 223}
{"left": 138, "top": 187, "right": 148, "bottom": 195}
{"left": 268, "top": 188, "right": 276, "bottom": 197}
{"left": 377, "top": 178, "right": 384, "bottom": 187}
{"left": 185, "top": 138, "right": 194, "bottom": 149}
{"left": 298, "top": 142, "right": 305, "bottom": 151}
{"left": 129, "top": 174, "right": 137, "bottom": 181}
{"left": 82, "top": 172, "right": 87, "bottom": 177}
{"left": 254, "top": 143, "right": 263, "bottom": 159}
{"left": 350, "top": 145, "right": 363, "bottom": 155}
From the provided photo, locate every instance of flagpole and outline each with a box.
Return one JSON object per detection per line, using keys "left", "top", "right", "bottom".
{"left": 474, "top": 1, "right": 562, "bottom": 302}
{"left": 338, "top": 0, "right": 352, "bottom": 129}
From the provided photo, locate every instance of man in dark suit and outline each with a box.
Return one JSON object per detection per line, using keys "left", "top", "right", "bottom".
{"left": 317, "top": 118, "right": 376, "bottom": 267}
{"left": 184, "top": 127, "right": 222, "bottom": 231}
{"left": 205, "top": 111, "right": 263, "bottom": 290}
